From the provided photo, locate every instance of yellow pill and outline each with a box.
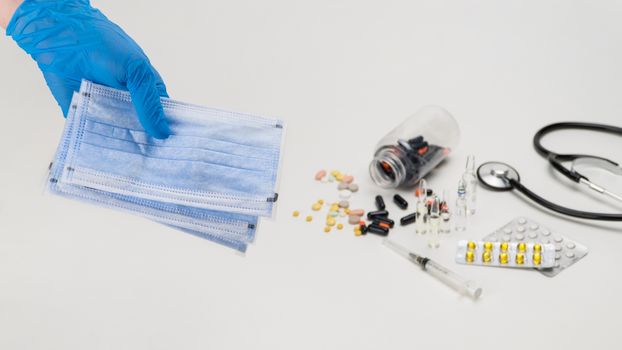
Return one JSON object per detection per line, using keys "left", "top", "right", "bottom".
{"left": 305, "top": 216, "right": 313, "bottom": 222}
{"left": 324, "top": 226, "right": 331, "bottom": 233}
{"left": 500, "top": 242, "right": 508, "bottom": 251}
{"left": 517, "top": 242, "right": 526, "bottom": 253}
{"left": 331, "top": 170, "right": 341, "bottom": 177}
{"left": 326, "top": 217, "right": 336, "bottom": 226}
{"left": 335, "top": 174, "right": 344, "bottom": 181}
{"left": 516, "top": 253, "right": 525, "bottom": 265}
{"left": 345, "top": 208, "right": 351, "bottom": 215}
{"left": 499, "top": 252, "right": 509, "bottom": 264}
{"left": 337, "top": 223, "right": 343, "bottom": 230}
{"left": 330, "top": 205, "right": 339, "bottom": 211}
{"left": 354, "top": 229, "right": 362, "bottom": 236}
{"left": 465, "top": 251, "right": 475, "bottom": 263}
{"left": 484, "top": 242, "right": 493, "bottom": 251}
{"left": 317, "top": 199, "right": 324, "bottom": 205}
{"left": 482, "top": 251, "right": 492, "bottom": 263}
{"left": 467, "top": 241, "right": 476, "bottom": 250}
{"left": 533, "top": 244, "right": 542, "bottom": 253}
{"left": 312, "top": 203, "right": 322, "bottom": 211}
{"left": 533, "top": 253, "right": 542, "bottom": 265}
{"left": 292, "top": 210, "right": 300, "bottom": 217}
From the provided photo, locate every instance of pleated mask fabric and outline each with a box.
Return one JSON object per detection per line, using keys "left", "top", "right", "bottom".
{"left": 47, "top": 81, "right": 285, "bottom": 252}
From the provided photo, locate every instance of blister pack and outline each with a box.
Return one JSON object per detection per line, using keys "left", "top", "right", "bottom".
{"left": 456, "top": 240, "right": 556, "bottom": 268}
{"left": 481, "top": 217, "right": 588, "bottom": 277}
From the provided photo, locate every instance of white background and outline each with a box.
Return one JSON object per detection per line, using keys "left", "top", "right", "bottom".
{"left": 1, "top": 1, "right": 622, "bottom": 349}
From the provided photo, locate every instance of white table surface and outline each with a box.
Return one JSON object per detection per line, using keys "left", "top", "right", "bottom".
{"left": 1, "top": 1, "right": 622, "bottom": 349}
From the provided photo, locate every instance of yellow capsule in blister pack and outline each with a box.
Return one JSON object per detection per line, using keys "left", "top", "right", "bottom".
{"left": 533, "top": 244, "right": 542, "bottom": 253}
{"left": 533, "top": 253, "right": 542, "bottom": 265}
{"left": 499, "top": 252, "right": 509, "bottom": 264}
{"left": 466, "top": 251, "right": 475, "bottom": 263}
{"left": 500, "top": 242, "right": 508, "bottom": 252}
{"left": 467, "top": 241, "right": 476, "bottom": 250}
{"left": 516, "top": 253, "right": 525, "bottom": 265}
{"left": 482, "top": 251, "right": 492, "bottom": 263}
{"left": 483, "top": 242, "right": 493, "bottom": 251}
{"left": 517, "top": 242, "right": 526, "bottom": 253}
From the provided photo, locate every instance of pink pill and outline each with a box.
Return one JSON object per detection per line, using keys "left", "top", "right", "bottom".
{"left": 350, "top": 209, "right": 364, "bottom": 216}
{"left": 315, "top": 170, "right": 326, "bottom": 181}
{"left": 342, "top": 175, "right": 354, "bottom": 184}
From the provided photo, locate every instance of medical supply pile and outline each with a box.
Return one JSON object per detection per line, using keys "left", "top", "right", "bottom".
{"left": 291, "top": 106, "right": 607, "bottom": 300}
{"left": 47, "top": 80, "right": 285, "bottom": 252}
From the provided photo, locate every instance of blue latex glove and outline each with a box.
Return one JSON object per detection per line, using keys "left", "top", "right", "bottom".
{"left": 6, "top": 0, "right": 171, "bottom": 139}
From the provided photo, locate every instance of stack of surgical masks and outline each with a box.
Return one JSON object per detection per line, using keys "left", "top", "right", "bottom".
{"left": 47, "top": 80, "right": 285, "bottom": 252}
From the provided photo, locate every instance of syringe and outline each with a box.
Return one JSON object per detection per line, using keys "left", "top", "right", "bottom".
{"left": 383, "top": 239, "right": 482, "bottom": 300}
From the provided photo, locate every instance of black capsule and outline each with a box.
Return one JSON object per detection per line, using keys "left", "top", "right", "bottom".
{"left": 375, "top": 195, "right": 386, "bottom": 210}
{"left": 373, "top": 216, "right": 395, "bottom": 228}
{"left": 426, "top": 189, "right": 434, "bottom": 197}
{"left": 367, "top": 224, "right": 389, "bottom": 236}
{"left": 400, "top": 212, "right": 417, "bottom": 226}
{"left": 367, "top": 210, "right": 389, "bottom": 219}
{"left": 359, "top": 223, "right": 368, "bottom": 235}
{"left": 393, "top": 194, "right": 409, "bottom": 210}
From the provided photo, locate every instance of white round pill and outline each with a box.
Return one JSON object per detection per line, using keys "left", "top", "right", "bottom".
{"left": 339, "top": 190, "right": 352, "bottom": 199}
{"left": 518, "top": 218, "right": 527, "bottom": 224}
{"left": 515, "top": 234, "right": 525, "bottom": 241}
{"left": 517, "top": 226, "right": 525, "bottom": 233}
{"left": 541, "top": 229, "right": 551, "bottom": 236}
{"left": 566, "top": 242, "right": 576, "bottom": 249}
{"left": 566, "top": 251, "right": 575, "bottom": 259}
{"left": 528, "top": 232, "right": 538, "bottom": 239}
{"left": 530, "top": 224, "right": 539, "bottom": 230}
{"left": 555, "top": 253, "right": 561, "bottom": 260}
{"left": 555, "top": 244, "right": 562, "bottom": 251}
{"left": 503, "top": 228, "right": 512, "bottom": 234}
{"left": 554, "top": 236, "right": 563, "bottom": 243}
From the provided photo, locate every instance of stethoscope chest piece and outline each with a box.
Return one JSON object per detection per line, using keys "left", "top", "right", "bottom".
{"left": 477, "top": 162, "right": 521, "bottom": 191}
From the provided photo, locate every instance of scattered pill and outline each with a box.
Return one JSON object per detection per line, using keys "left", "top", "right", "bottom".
{"left": 375, "top": 195, "right": 386, "bottom": 210}
{"left": 315, "top": 170, "right": 326, "bottom": 181}
{"left": 342, "top": 175, "right": 354, "bottom": 184}
{"left": 377, "top": 221, "right": 391, "bottom": 229}
{"left": 324, "top": 226, "right": 331, "bottom": 233}
{"left": 367, "top": 224, "right": 389, "bottom": 236}
{"left": 337, "top": 223, "right": 343, "bottom": 230}
{"left": 317, "top": 199, "right": 324, "bottom": 205}
{"left": 354, "top": 228, "right": 362, "bottom": 236}
{"left": 328, "top": 175, "right": 335, "bottom": 182}
{"left": 292, "top": 210, "right": 300, "bottom": 217}
{"left": 339, "top": 190, "right": 352, "bottom": 199}
{"left": 344, "top": 208, "right": 351, "bottom": 215}
{"left": 338, "top": 182, "right": 349, "bottom": 190}
{"left": 312, "top": 203, "right": 322, "bottom": 211}
{"left": 350, "top": 209, "right": 364, "bottom": 216}
{"left": 339, "top": 200, "right": 350, "bottom": 208}
{"left": 327, "top": 217, "right": 336, "bottom": 226}
{"left": 348, "top": 215, "right": 361, "bottom": 225}
{"left": 348, "top": 183, "right": 359, "bottom": 192}
{"left": 329, "top": 211, "right": 338, "bottom": 217}
{"left": 374, "top": 216, "right": 395, "bottom": 228}
{"left": 393, "top": 194, "right": 409, "bottom": 209}
{"left": 400, "top": 212, "right": 417, "bottom": 226}
{"left": 367, "top": 210, "right": 389, "bottom": 219}
{"left": 306, "top": 216, "right": 313, "bottom": 222}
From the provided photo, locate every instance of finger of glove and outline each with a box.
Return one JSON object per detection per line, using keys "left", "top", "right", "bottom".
{"left": 151, "top": 65, "right": 169, "bottom": 98}
{"left": 126, "top": 60, "right": 172, "bottom": 139}
{"left": 42, "top": 71, "right": 81, "bottom": 117}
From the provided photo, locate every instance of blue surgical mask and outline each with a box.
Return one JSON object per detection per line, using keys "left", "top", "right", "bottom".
{"left": 47, "top": 81, "right": 285, "bottom": 252}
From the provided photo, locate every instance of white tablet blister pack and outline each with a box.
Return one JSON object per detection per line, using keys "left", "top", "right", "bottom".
{"left": 456, "top": 240, "right": 556, "bottom": 268}
{"left": 480, "top": 217, "right": 589, "bottom": 277}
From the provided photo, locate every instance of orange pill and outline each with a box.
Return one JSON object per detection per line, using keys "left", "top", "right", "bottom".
{"left": 342, "top": 175, "right": 354, "bottom": 184}
{"left": 314, "top": 170, "right": 326, "bottom": 181}
{"left": 350, "top": 209, "right": 365, "bottom": 216}
{"left": 378, "top": 222, "right": 390, "bottom": 229}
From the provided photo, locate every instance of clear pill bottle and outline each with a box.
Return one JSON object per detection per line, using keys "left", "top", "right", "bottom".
{"left": 369, "top": 106, "right": 460, "bottom": 188}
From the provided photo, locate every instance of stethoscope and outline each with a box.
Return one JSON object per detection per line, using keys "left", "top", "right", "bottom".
{"left": 477, "top": 122, "right": 622, "bottom": 221}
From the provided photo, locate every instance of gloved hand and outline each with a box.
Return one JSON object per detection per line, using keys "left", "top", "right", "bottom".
{"left": 6, "top": 0, "right": 171, "bottom": 139}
